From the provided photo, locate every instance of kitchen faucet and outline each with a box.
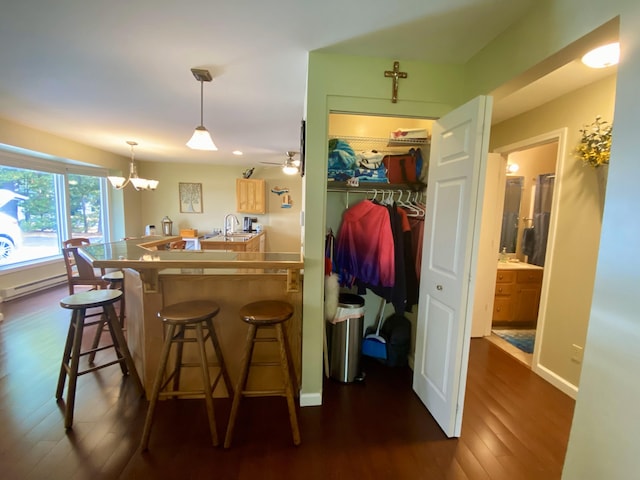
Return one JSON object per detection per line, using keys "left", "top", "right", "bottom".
{"left": 224, "top": 214, "right": 240, "bottom": 237}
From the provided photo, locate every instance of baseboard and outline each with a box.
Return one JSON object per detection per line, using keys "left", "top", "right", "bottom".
{"left": 299, "top": 391, "right": 322, "bottom": 407}
{"left": 0, "top": 274, "right": 67, "bottom": 301}
{"left": 533, "top": 362, "right": 578, "bottom": 399}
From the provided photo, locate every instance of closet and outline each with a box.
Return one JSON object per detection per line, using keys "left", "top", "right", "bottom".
{"left": 325, "top": 113, "right": 433, "bottom": 361}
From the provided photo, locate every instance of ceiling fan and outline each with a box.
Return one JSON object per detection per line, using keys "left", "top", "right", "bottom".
{"left": 260, "top": 151, "right": 300, "bottom": 175}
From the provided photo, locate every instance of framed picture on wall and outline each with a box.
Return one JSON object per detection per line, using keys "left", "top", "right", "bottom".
{"left": 179, "top": 182, "right": 203, "bottom": 213}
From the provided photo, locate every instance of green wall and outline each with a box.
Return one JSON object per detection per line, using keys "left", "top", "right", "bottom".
{"left": 306, "top": 1, "right": 640, "bottom": 477}
{"left": 302, "top": 53, "right": 464, "bottom": 404}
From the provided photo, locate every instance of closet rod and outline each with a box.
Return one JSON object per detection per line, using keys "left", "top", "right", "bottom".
{"left": 327, "top": 187, "right": 424, "bottom": 209}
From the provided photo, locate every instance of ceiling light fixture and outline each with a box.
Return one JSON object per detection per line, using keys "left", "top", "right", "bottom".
{"left": 282, "top": 151, "right": 300, "bottom": 175}
{"left": 108, "top": 141, "right": 159, "bottom": 191}
{"left": 506, "top": 163, "right": 519, "bottom": 174}
{"left": 581, "top": 42, "right": 620, "bottom": 69}
{"left": 186, "top": 68, "right": 218, "bottom": 151}
{"left": 282, "top": 163, "right": 299, "bottom": 175}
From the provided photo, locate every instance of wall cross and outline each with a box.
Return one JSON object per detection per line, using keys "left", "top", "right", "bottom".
{"left": 384, "top": 61, "right": 407, "bottom": 103}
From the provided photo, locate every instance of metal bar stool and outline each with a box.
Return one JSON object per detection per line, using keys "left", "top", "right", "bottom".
{"left": 88, "top": 270, "right": 126, "bottom": 364}
{"left": 224, "top": 300, "right": 300, "bottom": 448}
{"left": 56, "top": 289, "right": 143, "bottom": 429}
{"left": 140, "top": 300, "right": 233, "bottom": 450}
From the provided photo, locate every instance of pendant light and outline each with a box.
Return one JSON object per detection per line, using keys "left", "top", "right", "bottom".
{"left": 186, "top": 68, "right": 218, "bottom": 151}
{"left": 107, "top": 141, "right": 159, "bottom": 191}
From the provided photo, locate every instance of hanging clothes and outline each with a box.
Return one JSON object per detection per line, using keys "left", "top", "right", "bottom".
{"left": 325, "top": 229, "right": 335, "bottom": 275}
{"left": 408, "top": 215, "right": 424, "bottom": 281}
{"left": 335, "top": 199, "right": 395, "bottom": 289}
{"left": 334, "top": 196, "right": 424, "bottom": 314}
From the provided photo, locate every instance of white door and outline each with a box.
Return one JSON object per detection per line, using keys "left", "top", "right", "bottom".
{"left": 412, "top": 96, "right": 493, "bottom": 437}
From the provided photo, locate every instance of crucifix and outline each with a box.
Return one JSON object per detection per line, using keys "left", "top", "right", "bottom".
{"left": 384, "top": 61, "right": 407, "bottom": 103}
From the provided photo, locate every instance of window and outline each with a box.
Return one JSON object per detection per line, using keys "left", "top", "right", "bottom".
{"left": 0, "top": 150, "right": 110, "bottom": 267}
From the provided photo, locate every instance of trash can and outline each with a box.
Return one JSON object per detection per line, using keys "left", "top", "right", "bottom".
{"left": 329, "top": 293, "right": 365, "bottom": 383}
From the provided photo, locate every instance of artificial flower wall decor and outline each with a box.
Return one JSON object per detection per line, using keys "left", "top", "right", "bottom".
{"left": 576, "top": 115, "right": 613, "bottom": 168}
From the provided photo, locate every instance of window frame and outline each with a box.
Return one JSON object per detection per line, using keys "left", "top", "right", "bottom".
{"left": 0, "top": 145, "right": 112, "bottom": 270}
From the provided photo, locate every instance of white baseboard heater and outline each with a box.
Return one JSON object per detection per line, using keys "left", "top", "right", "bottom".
{"left": 1, "top": 274, "right": 67, "bottom": 301}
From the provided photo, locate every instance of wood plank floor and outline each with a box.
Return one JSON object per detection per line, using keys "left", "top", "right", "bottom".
{"left": 0, "top": 285, "right": 575, "bottom": 479}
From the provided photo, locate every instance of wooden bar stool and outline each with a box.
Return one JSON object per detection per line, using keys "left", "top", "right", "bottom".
{"left": 88, "top": 270, "right": 126, "bottom": 364}
{"left": 224, "top": 300, "right": 300, "bottom": 448}
{"left": 102, "top": 270, "right": 125, "bottom": 324}
{"left": 140, "top": 300, "right": 233, "bottom": 450}
{"left": 56, "top": 289, "right": 143, "bottom": 429}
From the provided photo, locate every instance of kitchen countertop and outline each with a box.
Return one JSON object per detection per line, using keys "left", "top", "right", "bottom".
{"left": 79, "top": 236, "right": 302, "bottom": 292}
{"left": 79, "top": 234, "right": 298, "bottom": 270}
{"left": 200, "top": 230, "right": 264, "bottom": 244}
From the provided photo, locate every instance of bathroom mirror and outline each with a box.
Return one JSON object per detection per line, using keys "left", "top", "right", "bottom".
{"left": 499, "top": 176, "right": 523, "bottom": 253}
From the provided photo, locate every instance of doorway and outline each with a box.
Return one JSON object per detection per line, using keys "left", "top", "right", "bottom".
{"left": 487, "top": 133, "right": 561, "bottom": 369}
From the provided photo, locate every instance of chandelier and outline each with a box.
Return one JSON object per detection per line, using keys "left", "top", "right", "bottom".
{"left": 107, "top": 141, "right": 159, "bottom": 191}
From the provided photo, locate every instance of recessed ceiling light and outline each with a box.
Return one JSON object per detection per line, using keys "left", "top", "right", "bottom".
{"left": 232, "top": 150, "right": 243, "bottom": 156}
{"left": 581, "top": 42, "right": 620, "bottom": 69}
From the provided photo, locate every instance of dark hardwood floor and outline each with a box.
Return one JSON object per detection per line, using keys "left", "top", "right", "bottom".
{"left": 0, "top": 285, "right": 575, "bottom": 479}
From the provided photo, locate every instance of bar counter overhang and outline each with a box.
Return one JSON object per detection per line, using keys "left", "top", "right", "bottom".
{"left": 79, "top": 237, "right": 304, "bottom": 398}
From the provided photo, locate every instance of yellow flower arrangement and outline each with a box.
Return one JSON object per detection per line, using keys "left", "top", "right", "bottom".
{"left": 576, "top": 116, "right": 612, "bottom": 168}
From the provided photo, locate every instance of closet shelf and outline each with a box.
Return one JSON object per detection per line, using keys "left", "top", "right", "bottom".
{"left": 329, "top": 135, "right": 429, "bottom": 153}
{"left": 327, "top": 181, "right": 425, "bottom": 192}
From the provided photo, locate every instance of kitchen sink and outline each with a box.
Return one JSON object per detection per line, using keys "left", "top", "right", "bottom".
{"left": 203, "top": 232, "right": 255, "bottom": 242}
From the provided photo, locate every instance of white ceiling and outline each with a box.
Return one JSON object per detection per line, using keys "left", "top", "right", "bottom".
{"left": 0, "top": 0, "right": 614, "bottom": 167}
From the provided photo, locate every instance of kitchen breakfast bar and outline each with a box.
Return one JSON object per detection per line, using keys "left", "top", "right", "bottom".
{"left": 79, "top": 236, "right": 303, "bottom": 398}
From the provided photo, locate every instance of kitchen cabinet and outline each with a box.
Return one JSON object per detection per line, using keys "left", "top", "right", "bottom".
{"left": 492, "top": 267, "right": 543, "bottom": 325}
{"left": 236, "top": 178, "right": 266, "bottom": 214}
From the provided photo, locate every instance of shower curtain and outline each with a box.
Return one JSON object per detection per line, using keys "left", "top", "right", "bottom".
{"left": 530, "top": 173, "right": 555, "bottom": 266}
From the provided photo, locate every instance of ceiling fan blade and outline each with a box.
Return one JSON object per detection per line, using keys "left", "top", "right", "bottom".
{"left": 259, "top": 161, "right": 283, "bottom": 166}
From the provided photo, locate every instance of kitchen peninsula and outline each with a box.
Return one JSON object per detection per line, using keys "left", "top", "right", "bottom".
{"left": 80, "top": 237, "right": 303, "bottom": 398}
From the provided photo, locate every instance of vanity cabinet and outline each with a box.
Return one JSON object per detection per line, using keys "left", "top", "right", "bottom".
{"left": 493, "top": 267, "right": 543, "bottom": 325}
{"left": 236, "top": 178, "right": 266, "bottom": 214}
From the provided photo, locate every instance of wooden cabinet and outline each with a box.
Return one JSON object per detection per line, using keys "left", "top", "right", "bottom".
{"left": 236, "top": 178, "right": 266, "bottom": 214}
{"left": 492, "top": 267, "right": 543, "bottom": 325}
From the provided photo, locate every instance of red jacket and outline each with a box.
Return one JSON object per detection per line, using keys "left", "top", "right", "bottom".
{"left": 336, "top": 200, "right": 395, "bottom": 288}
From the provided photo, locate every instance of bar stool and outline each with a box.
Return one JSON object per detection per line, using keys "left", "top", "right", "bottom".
{"left": 87, "top": 270, "right": 126, "bottom": 365}
{"left": 103, "top": 270, "right": 125, "bottom": 324}
{"left": 224, "top": 300, "right": 300, "bottom": 448}
{"left": 140, "top": 300, "right": 233, "bottom": 450}
{"left": 56, "top": 289, "right": 143, "bottom": 429}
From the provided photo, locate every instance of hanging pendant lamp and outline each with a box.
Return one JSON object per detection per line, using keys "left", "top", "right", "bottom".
{"left": 186, "top": 68, "right": 218, "bottom": 151}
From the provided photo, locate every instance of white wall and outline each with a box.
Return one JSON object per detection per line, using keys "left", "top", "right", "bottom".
{"left": 562, "top": 3, "right": 640, "bottom": 478}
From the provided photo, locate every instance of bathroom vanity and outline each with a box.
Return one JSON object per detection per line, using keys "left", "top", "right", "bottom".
{"left": 493, "top": 262, "right": 543, "bottom": 325}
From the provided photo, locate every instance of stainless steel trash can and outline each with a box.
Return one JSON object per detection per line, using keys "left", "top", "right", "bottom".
{"left": 330, "top": 293, "right": 365, "bottom": 383}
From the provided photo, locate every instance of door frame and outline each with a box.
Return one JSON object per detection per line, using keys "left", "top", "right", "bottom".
{"left": 493, "top": 128, "right": 579, "bottom": 396}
